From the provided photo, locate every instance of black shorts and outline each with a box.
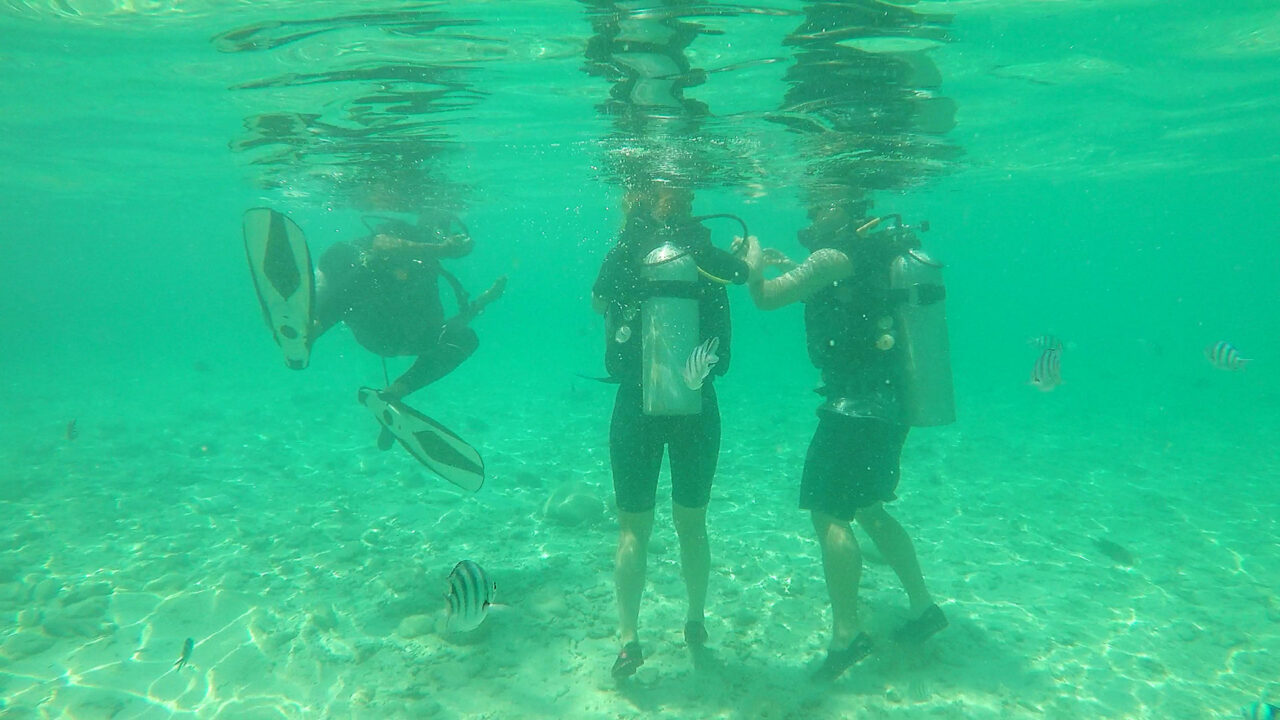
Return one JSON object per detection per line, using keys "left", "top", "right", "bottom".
{"left": 800, "top": 413, "right": 908, "bottom": 521}
{"left": 610, "top": 381, "right": 720, "bottom": 513}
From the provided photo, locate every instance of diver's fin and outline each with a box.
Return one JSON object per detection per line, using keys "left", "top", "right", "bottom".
{"left": 357, "top": 388, "right": 484, "bottom": 492}
{"left": 376, "top": 426, "right": 395, "bottom": 451}
{"left": 243, "top": 208, "right": 315, "bottom": 369}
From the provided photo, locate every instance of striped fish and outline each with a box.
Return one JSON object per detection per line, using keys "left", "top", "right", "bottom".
{"left": 682, "top": 336, "right": 720, "bottom": 390}
{"left": 444, "top": 560, "right": 497, "bottom": 633}
{"left": 1030, "top": 346, "right": 1062, "bottom": 391}
{"left": 1241, "top": 701, "right": 1278, "bottom": 719}
{"left": 1029, "top": 334, "right": 1064, "bottom": 351}
{"left": 1205, "top": 341, "right": 1250, "bottom": 371}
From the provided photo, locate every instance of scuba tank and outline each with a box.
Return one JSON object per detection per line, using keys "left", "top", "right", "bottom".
{"left": 880, "top": 216, "right": 956, "bottom": 427}
{"left": 640, "top": 241, "right": 702, "bottom": 416}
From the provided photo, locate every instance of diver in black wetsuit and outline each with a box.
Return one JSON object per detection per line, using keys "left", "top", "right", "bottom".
{"left": 245, "top": 208, "right": 501, "bottom": 488}
{"left": 591, "top": 183, "right": 748, "bottom": 679}
{"left": 313, "top": 215, "right": 506, "bottom": 401}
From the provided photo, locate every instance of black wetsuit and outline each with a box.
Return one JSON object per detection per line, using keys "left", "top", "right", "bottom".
{"left": 800, "top": 234, "right": 909, "bottom": 520}
{"left": 594, "top": 217, "right": 746, "bottom": 513}
{"left": 315, "top": 238, "right": 477, "bottom": 398}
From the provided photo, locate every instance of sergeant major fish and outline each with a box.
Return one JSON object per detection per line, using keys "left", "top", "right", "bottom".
{"left": 682, "top": 337, "right": 720, "bottom": 390}
{"left": 1030, "top": 346, "right": 1062, "bottom": 391}
{"left": 1029, "top": 334, "right": 1064, "bottom": 351}
{"left": 1206, "top": 341, "right": 1250, "bottom": 371}
{"left": 444, "top": 560, "right": 497, "bottom": 633}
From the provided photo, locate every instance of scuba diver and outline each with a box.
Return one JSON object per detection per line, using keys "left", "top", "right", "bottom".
{"left": 591, "top": 183, "right": 749, "bottom": 679}
{"left": 243, "top": 208, "right": 506, "bottom": 492}
{"left": 739, "top": 201, "right": 953, "bottom": 682}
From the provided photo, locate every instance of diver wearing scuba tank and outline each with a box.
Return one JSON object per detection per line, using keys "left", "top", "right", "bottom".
{"left": 313, "top": 215, "right": 507, "bottom": 400}
{"left": 592, "top": 184, "right": 749, "bottom": 679}
{"left": 741, "top": 205, "right": 951, "bottom": 679}
{"left": 594, "top": 204, "right": 747, "bottom": 508}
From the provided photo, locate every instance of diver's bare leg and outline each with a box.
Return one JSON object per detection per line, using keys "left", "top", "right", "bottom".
{"left": 672, "top": 502, "right": 709, "bottom": 626}
{"left": 615, "top": 509, "right": 655, "bottom": 647}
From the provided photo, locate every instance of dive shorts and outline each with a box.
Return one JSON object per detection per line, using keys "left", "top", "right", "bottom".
{"left": 800, "top": 412, "right": 908, "bottom": 520}
{"left": 609, "top": 381, "right": 720, "bottom": 513}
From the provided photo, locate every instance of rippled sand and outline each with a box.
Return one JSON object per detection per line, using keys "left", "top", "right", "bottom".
{"left": 0, "top": 355, "right": 1275, "bottom": 719}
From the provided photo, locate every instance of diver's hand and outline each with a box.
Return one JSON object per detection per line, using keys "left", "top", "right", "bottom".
{"left": 472, "top": 275, "right": 507, "bottom": 312}
{"left": 762, "top": 248, "right": 797, "bottom": 272}
{"left": 736, "top": 235, "right": 764, "bottom": 280}
{"left": 438, "top": 233, "right": 474, "bottom": 259}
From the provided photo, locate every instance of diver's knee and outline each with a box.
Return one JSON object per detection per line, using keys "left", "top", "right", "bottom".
{"left": 616, "top": 529, "right": 650, "bottom": 565}
{"left": 671, "top": 504, "right": 708, "bottom": 543}
{"left": 854, "top": 504, "right": 892, "bottom": 535}
{"left": 812, "top": 511, "right": 855, "bottom": 551}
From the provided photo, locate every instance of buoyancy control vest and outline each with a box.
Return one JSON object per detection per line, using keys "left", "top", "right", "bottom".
{"left": 804, "top": 216, "right": 954, "bottom": 427}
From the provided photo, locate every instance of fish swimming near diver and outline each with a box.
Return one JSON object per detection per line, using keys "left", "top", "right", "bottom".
{"left": 682, "top": 337, "right": 720, "bottom": 390}
{"left": 1030, "top": 346, "right": 1062, "bottom": 391}
{"left": 444, "top": 560, "right": 497, "bottom": 633}
{"left": 174, "top": 637, "right": 194, "bottom": 670}
{"left": 1206, "top": 341, "right": 1250, "bottom": 371}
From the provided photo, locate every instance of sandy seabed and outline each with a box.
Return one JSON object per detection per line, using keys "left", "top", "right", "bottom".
{"left": 1, "top": 358, "right": 1276, "bottom": 720}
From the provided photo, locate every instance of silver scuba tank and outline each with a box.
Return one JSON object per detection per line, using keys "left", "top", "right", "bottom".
{"left": 641, "top": 242, "right": 702, "bottom": 416}
{"left": 889, "top": 248, "right": 955, "bottom": 426}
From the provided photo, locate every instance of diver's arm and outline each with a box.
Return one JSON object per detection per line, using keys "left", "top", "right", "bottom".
{"left": 445, "top": 275, "right": 507, "bottom": 330}
{"left": 425, "top": 233, "right": 473, "bottom": 259}
{"left": 372, "top": 233, "right": 473, "bottom": 262}
{"left": 591, "top": 243, "right": 626, "bottom": 315}
{"left": 747, "top": 241, "right": 854, "bottom": 310}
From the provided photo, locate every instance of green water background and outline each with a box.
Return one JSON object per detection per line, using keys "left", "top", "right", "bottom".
{"left": 1, "top": 1, "right": 1277, "bottom": 716}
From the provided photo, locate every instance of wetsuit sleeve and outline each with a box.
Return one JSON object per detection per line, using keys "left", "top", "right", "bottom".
{"left": 593, "top": 243, "right": 629, "bottom": 302}
{"left": 749, "top": 247, "right": 854, "bottom": 310}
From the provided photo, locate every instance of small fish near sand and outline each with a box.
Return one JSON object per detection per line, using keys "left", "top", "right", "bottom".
{"left": 682, "top": 336, "right": 720, "bottom": 390}
{"left": 1030, "top": 345, "right": 1063, "bottom": 391}
{"left": 65, "top": 419, "right": 78, "bottom": 441}
{"left": 444, "top": 560, "right": 497, "bottom": 633}
{"left": 174, "top": 637, "right": 194, "bottom": 670}
{"left": 1092, "top": 538, "right": 1135, "bottom": 567}
{"left": 1206, "top": 341, "right": 1250, "bottom": 371}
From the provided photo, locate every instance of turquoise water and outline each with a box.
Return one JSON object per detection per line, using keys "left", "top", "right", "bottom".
{"left": 1, "top": 1, "right": 1278, "bottom": 718}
